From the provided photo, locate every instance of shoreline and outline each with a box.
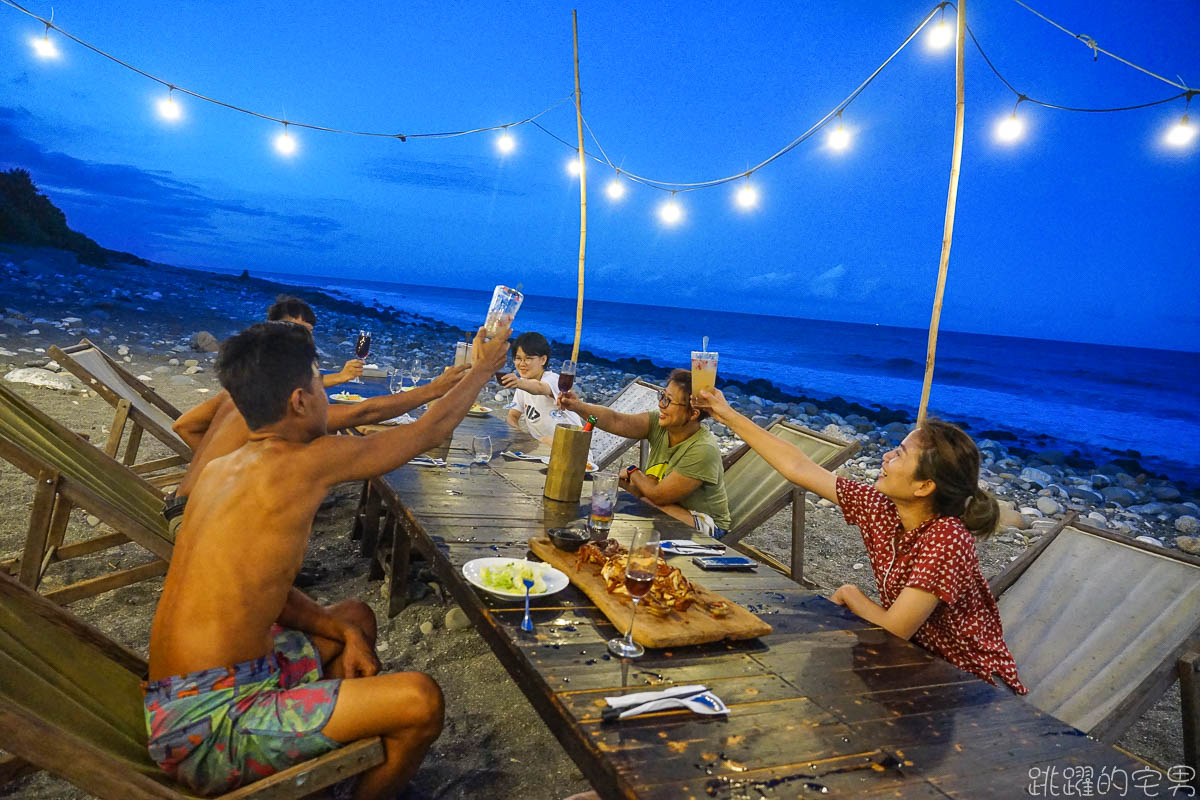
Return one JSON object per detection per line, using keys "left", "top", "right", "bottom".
{"left": 2, "top": 244, "right": 1196, "bottom": 546}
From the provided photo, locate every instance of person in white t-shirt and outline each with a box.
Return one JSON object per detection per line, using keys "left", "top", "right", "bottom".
{"left": 501, "top": 332, "right": 582, "bottom": 442}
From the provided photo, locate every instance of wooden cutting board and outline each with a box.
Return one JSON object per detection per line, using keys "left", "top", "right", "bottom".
{"left": 529, "top": 536, "right": 772, "bottom": 648}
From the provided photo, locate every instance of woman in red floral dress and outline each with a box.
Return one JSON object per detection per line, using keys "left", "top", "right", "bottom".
{"left": 695, "top": 389, "right": 1026, "bottom": 694}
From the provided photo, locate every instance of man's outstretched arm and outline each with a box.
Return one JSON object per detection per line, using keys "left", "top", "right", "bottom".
{"left": 312, "top": 327, "right": 510, "bottom": 485}
{"left": 328, "top": 365, "right": 471, "bottom": 430}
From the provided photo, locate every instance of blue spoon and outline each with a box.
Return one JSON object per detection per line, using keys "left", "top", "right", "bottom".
{"left": 521, "top": 577, "right": 534, "bottom": 632}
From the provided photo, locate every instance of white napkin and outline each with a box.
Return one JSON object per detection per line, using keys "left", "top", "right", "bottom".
{"left": 501, "top": 450, "right": 550, "bottom": 464}
{"left": 603, "top": 685, "right": 728, "bottom": 720}
{"left": 410, "top": 456, "right": 446, "bottom": 467}
{"left": 378, "top": 413, "right": 416, "bottom": 426}
{"left": 660, "top": 540, "right": 726, "bottom": 555}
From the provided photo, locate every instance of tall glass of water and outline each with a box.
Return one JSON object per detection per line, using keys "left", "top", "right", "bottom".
{"left": 588, "top": 470, "right": 619, "bottom": 538}
{"left": 471, "top": 435, "right": 492, "bottom": 465}
{"left": 484, "top": 285, "right": 523, "bottom": 340}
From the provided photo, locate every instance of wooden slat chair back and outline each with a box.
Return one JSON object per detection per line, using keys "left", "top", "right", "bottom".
{"left": 0, "top": 569, "right": 384, "bottom": 799}
{"left": 719, "top": 417, "right": 859, "bottom": 585}
{"left": 49, "top": 340, "right": 192, "bottom": 469}
{"left": 992, "top": 517, "right": 1200, "bottom": 768}
{"left": 589, "top": 378, "right": 665, "bottom": 471}
{"left": 0, "top": 381, "right": 172, "bottom": 604}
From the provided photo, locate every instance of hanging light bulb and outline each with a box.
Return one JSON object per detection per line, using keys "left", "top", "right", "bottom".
{"left": 659, "top": 194, "right": 683, "bottom": 225}
{"left": 1164, "top": 113, "right": 1197, "bottom": 148}
{"left": 926, "top": 17, "right": 953, "bottom": 51}
{"left": 566, "top": 155, "right": 583, "bottom": 177}
{"left": 605, "top": 176, "right": 625, "bottom": 200}
{"left": 31, "top": 24, "right": 59, "bottom": 59}
{"left": 827, "top": 114, "right": 851, "bottom": 152}
{"left": 995, "top": 114, "right": 1024, "bottom": 143}
{"left": 496, "top": 129, "right": 515, "bottom": 154}
{"left": 157, "top": 88, "right": 182, "bottom": 122}
{"left": 735, "top": 180, "right": 758, "bottom": 210}
{"left": 274, "top": 123, "right": 298, "bottom": 156}
{"left": 995, "top": 98, "right": 1027, "bottom": 144}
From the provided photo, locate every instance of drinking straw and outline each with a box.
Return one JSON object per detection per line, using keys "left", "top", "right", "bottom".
{"left": 702, "top": 336, "right": 709, "bottom": 352}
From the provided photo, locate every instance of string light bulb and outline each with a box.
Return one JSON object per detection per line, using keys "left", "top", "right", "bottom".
{"left": 659, "top": 194, "right": 683, "bottom": 225}
{"left": 995, "top": 98, "right": 1027, "bottom": 144}
{"left": 157, "top": 88, "right": 182, "bottom": 122}
{"left": 995, "top": 114, "right": 1024, "bottom": 142}
{"left": 1164, "top": 113, "right": 1196, "bottom": 148}
{"left": 926, "top": 15, "right": 953, "bottom": 51}
{"left": 274, "top": 123, "right": 298, "bottom": 156}
{"left": 496, "top": 129, "right": 515, "bottom": 154}
{"left": 827, "top": 114, "right": 851, "bottom": 152}
{"left": 605, "top": 176, "right": 625, "bottom": 201}
{"left": 566, "top": 154, "right": 583, "bottom": 177}
{"left": 31, "top": 24, "right": 59, "bottom": 59}
{"left": 735, "top": 180, "right": 758, "bottom": 210}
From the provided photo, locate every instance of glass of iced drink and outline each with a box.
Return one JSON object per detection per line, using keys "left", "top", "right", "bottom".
{"left": 453, "top": 341, "right": 468, "bottom": 368}
{"left": 484, "top": 285, "right": 523, "bottom": 339}
{"left": 588, "top": 471, "right": 619, "bottom": 537}
{"left": 691, "top": 350, "right": 718, "bottom": 395}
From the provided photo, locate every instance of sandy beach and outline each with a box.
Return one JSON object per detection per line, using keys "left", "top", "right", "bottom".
{"left": 0, "top": 244, "right": 1191, "bottom": 797}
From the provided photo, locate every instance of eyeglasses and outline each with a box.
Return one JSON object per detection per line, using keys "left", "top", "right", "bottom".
{"left": 658, "top": 390, "right": 689, "bottom": 409}
{"left": 513, "top": 355, "right": 538, "bottom": 363}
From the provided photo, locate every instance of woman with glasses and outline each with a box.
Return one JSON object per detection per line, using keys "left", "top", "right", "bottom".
{"left": 501, "top": 332, "right": 582, "bottom": 441}
{"left": 558, "top": 369, "right": 731, "bottom": 537}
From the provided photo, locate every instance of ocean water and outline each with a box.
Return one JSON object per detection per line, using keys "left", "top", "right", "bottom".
{"left": 256, "top": 272, "right": 1200, "bottom": 487}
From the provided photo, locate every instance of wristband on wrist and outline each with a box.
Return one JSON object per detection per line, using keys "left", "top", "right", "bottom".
{"left": 625, "top": 465, "right": 639, "bottom": 477}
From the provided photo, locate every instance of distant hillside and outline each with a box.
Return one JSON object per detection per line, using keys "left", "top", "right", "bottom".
{"left": 0, "top": 168, "right": 145, "bottom": 267}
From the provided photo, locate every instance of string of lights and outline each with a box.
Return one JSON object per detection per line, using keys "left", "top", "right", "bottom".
{"left": 4, "top": 0, "right": 1195, "bottom": 228}
{"left": 0, "top": 0, "right": 573, "bottom": 149}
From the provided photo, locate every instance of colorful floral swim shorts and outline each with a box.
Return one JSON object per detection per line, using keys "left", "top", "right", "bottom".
{"left": 142, "top": 626, "right": 343, "bottom": 795}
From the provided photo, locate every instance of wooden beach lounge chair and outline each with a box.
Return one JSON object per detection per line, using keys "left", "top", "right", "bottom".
{"left": 0, "top": 381, "right": 173, "bottom": 604}
{"left": 0, "top": 568, "right": 384, "bottom": 798}
{"left": 719, "top": 416, "right": 859, "bottom": 585}
{"left": 991, "top": 515, "right": 1200, "bottom": 769}
{"left": 48, "top": 339, "right": 192, "bottom": 477}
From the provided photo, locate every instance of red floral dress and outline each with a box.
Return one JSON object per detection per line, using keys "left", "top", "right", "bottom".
{"left": 836, "top": 477, "right": 1027, "bottom": 694}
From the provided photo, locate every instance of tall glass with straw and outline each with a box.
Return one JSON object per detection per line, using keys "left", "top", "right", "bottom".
{"left": 691, "top": 335, "right": 718, "bottom": 397}
{"left": 607, "top": 530, "right": 661, "bottom": 658}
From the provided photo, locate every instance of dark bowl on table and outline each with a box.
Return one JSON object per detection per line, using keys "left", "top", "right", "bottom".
{"left": 548, "top": 527, "right": 589, "bottom": 552}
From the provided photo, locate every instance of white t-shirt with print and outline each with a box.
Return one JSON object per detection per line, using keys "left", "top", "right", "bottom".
{"left": 513, "top": 371, "right": 582, "bottom": 440}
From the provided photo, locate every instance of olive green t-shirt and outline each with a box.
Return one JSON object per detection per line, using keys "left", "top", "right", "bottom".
{"left": 644, "top": 410, "right": 732, "bottom": 530}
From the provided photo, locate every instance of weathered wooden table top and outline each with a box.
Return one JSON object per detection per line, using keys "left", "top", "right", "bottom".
{"left": 373, "top": 408, "right": 1156, "bottom": 799}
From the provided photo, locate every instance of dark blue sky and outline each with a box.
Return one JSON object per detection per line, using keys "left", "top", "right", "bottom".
{"left": 2, "top": 1, "right": 1197, "bottom": 350}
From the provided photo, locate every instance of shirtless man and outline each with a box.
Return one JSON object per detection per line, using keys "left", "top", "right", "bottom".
{"left": 144, "top": 320, "right": 509, "bottom": 799}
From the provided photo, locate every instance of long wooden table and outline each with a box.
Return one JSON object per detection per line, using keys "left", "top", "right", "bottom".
{"left": 368, "top": 409, "right": 1159, "bottom": 799}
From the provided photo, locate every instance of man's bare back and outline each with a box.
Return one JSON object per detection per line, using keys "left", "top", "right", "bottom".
{"left": 150, "top": 437, "right": 331, "bottom": 678}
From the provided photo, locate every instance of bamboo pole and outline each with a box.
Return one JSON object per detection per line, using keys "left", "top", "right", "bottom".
{"left": 571, "top": 10, "right": 587, "bottom": 362}
{"left": 917, "top": 0, "right": 966, "bottom": 425}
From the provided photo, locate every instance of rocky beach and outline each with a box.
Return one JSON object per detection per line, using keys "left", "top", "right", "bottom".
{"left": 0, "top": 244, "right": 1193, "bottom": 796}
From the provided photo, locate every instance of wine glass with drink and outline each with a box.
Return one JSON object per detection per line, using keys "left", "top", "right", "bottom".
{"left": 552, "top": 360, "right": 577, "bottom": 419}
{"left": 607, "top": 529, "right": 660, "bottom": 659}
{"left": 351, "top": 331, "right": 371, "bottom": 384}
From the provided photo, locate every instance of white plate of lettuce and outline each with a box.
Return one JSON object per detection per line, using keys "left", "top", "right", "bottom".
{"left": 462, "top": 558, "right": 569, "bottom": 600}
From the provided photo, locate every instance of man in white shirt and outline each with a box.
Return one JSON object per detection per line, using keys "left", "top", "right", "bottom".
{"left": 501, "top": 332, "right": 582, "bottom": 441}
